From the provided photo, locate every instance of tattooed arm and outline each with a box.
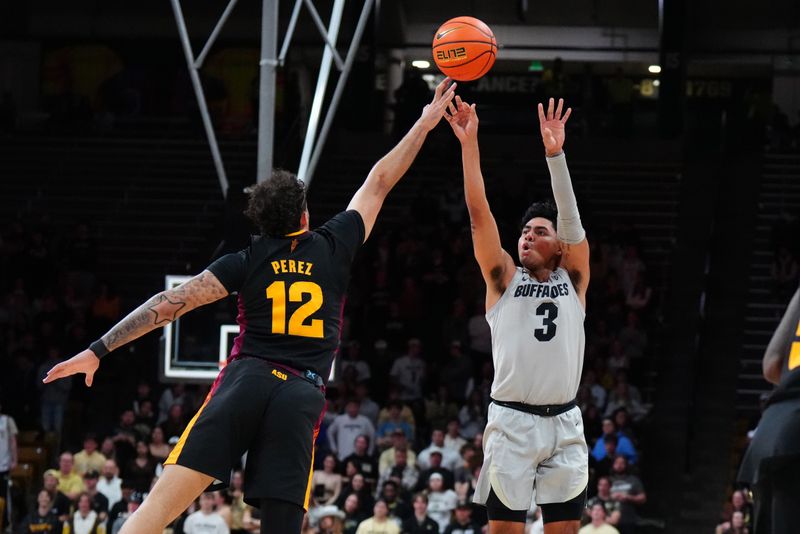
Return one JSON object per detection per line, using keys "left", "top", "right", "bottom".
{"left": 43, "top": 270, "right": 228, "bottom": 386}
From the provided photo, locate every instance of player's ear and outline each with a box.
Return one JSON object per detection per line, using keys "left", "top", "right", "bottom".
{"left": 300, "top": 209, "right": 310, "bottom": 230}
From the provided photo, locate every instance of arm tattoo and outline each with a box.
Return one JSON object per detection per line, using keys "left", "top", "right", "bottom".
{"left": 101, "top": 270, "right": 228, "bottom": 352}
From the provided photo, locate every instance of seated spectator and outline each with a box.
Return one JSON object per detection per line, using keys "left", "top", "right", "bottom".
{"left": 214, "top": 491, "right": 233, "bottom": 529}
{"left": 342, "top": 494, "right": 366, "bottom": 534}
{"left": 356, "top": 499, "right": 400, "bottom": 534}
{"left": 36, "top": 348, "right": 72, "bottom": 434}
{"left": 390, "top": 338, "right": 427, "bottom": 402}
{"left": 716, "top": 510, "right": 749, "bottom": 534}
{"left": 343, "top": 435, "right": 379, "bottom": 490}
{"left": 97, "top": 460, "right": 122, "bottom": 509}
{"left": 415, "top": 451, "right": 454, "bottom": 493}
{"left": 582, "top": 404, "right": 603, "bottom": 446}
{"left": 611, "top": 408, "right": 637, "bottom": 445}
{"left": 425, "top": 386, "right": 460, "bottom": 433}
{"left": 378, "top": 389, "right": 416, "bottom": 428}
{"left": 312, "top": 505, "right": 346, "bottom": 534}
{"left": 18, "top": 489, "right": 62, "bottom": 534}
{"left": 355, "top": 383, "right": 380, "bottom": 426}
{"left": 74, "top": 433, "right": 106, "bottom": 476}
{"left": 439, "top": 341, "right": 473, "bottom": 403}
{"left": 148, "top": 426, "right": 170, "bottom": 462}
{"left": 110, "top": 410, "right": 139, "bottom": 470}
{"left": 341, "top": 341, "right": 372, "bottom": 384}
{"left": 425, "top": 473, "right": 457, "bottom": 533}
{"left": 377, "top": 402, "right": 415, "bottom": 449}
{"left": 603, "top": 382, "right": 648, "bottom": 422}
{"left": 160, "top": 404, "right": 187, "bottom": 442}
{"left": 581, "top": 370, "right": 607, "bottom": 411}
{"left": 609, "top": 456, "right": 646, "bottom": 532}
{"left": 401, "top": 493, "right": 439, "bottom": 534}
{"left": 592, "top": 435, "right": 617, "bottom": 479}
{"left": 133, "top": 399, "right": 156, "bottom": 437}
{"left": 65, "top": 492, "right": 104, "bottom": 534}
{"left": 56, "top": 452, "right": 85, "bottom": 501}
{"left": 42, "top": 469, "right": 72, "bottom": 521}
{"left": 228, "top": 470, "right": 248, "bottom": 534}
{"left": 453, "top": 446, "right": 479, "bottom": 500}
{"left": 618, "top": 312, "right": 647, "bottom": 361}
{"left": 444, "top": 499, "right": 479, "bottom": 534}
{"left": 377, "top": 449, "right": 419, "bottom": 496}
{"left": 379, "top": 431, "right": 417, "bottom": 475}
{"left": 716, "top": 490, "right": 753, "bottom": 534}
{"left": 457, "top": 391, "right": 486, "bottom": 440}
{"left": 591, "top": 419, "right": 637, "bottom": 464}
{"left": 378, "top": 480, "right": 411, "bottom": 524}
{"left": 443, "top": 420, "right": 466, "bottom": 453}
{"left": 107, "top": 479, "right": 135, "bottom": 529}
{"left": 110, "top": 492, "right": 142, "bottom": 534}
{"left": 328, "top": 400, "right": 376, "bottom": 462}
{"left": 586, "top": 477, "right": 621, "bottom": 526}
{"left": 579, "top": 503, "right": 620, "bottom": 534}
{"left": 312, "top": 454, "right": 343, "bottom": 506}
{"left": 124, "top": 440, "right": 156, "bottom": 493}
{"left": 625, "top": 271, "right": 652, "bottom": 313}
{"left": 183, "top": 492, "right": 229, "bottom": 534}
{"left": 157, "top": 384, "right": 187, "bottom": 425}
{"left": 417, "top": 429, "right": 460, "bottom": 472}
{"left": 336, "top": 473, "right": 374, "bottom": 518}
{"left": 83, "top": 470, "right": 109, "bottom": 518}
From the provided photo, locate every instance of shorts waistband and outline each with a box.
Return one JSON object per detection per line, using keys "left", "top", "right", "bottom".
{"left": 236, "top": 355, "right": 325, "bottom": 389}
{"left": 490, "top": 397, "right": 576, "bottom": 417}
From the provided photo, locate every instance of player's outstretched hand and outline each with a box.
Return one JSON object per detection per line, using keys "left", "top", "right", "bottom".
{"left": 43, "top": 349, "right": 100, "bottom": 387}
{"left": 537, "top": 97, "right": 572, "bottom": 157}
{"left": 444, "top": 95, "right": 479, "bottom": 145}
{"left": 418, "top": 77, "right": 456, "bottom": 132}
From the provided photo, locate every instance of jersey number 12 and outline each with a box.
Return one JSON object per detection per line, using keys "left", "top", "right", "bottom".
{"left": 266, "top": 281, "right": 324, "bottom": 338}
{"left": 534, "top": 302, "right": 558, "bottom": 342}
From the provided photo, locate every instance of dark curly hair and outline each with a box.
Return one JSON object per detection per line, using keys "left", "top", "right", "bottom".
{"left": 244, "top": 169, "right": 307, "bottom": 236}
{"left": 520, "top": 200, "right": 558, "bottom": 231}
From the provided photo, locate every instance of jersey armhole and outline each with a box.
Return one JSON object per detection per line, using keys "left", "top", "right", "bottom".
{"left": 485, "top": 268, "right": 520, "bottom": 319}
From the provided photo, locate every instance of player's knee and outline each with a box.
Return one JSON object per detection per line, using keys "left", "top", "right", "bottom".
{"left": 540, "top": 486, "right": 587, "bottom": 524}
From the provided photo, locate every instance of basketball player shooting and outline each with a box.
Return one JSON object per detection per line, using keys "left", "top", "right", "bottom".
{"left": 445, "top": 97, "right": 589, "bottom": 534}
{"left": 42, "top": 77, "right": 457, "bottom": 534}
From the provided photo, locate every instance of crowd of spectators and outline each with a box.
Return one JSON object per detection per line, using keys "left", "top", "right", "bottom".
{"left": 1, "top": 151, "right": 662, "bottom": 534}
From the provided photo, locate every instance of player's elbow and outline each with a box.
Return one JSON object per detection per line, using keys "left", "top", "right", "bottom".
{"left": 763, "top": 356, "right": 782, "bottom": 385}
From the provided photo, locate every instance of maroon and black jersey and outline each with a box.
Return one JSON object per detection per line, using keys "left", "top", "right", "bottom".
{"left": 207, "top": 210, "right": 364, "bottom": 381}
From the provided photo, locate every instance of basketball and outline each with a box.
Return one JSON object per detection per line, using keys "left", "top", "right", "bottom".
{"left": 432, "top": 16, "right": 497, "bottom": 82}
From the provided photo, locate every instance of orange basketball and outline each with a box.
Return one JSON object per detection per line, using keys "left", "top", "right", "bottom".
{"left": 432, "top": 16, "right": 497, "bottom": 82}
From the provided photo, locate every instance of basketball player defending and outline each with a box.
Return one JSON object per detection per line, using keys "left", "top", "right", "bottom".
{"left": 42, "top": 77, "right": 457, "bottom": 534}
{"left": 445, "top": 97, "right": 589, "bottom": 534}
{"left": 738, "top": 286, "right": 800, "bottom": 534}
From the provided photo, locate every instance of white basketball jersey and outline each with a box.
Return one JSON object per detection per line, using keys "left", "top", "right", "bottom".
{"left": 486, "top": 267, "right": 585, "bottom": 405}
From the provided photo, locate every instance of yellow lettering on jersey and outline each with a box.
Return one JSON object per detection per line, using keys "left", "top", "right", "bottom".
{"left": 280, "top": 260, "right": 287, "bottom": 272}
{"left": 304, "top": 262, "right": 313, "bottom": 275}
{"left": 271, "top": 261, "right": 281, "bottom": 274}
{"left": 271, "top": 259, "right": 314, "bottom": 275}
{"left": 298, "top": 261, "right": 305, "bottom": 273}
{"left": 271, "top": 369, "right": 288, "bottom": 381}
{"left": 288, "top": 260, "right": 297, "bottom": 273}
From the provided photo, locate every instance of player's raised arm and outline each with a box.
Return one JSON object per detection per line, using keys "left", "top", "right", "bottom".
{"left": 445, "top": 97, "right": 516, "bottom": 305}
{"left": 763, "top": 287, "right": 800, "bottom": 384}
{"left": 347, "top": 77, "right": 456, "bottom": 242}
{"left": 538, "top": 97, "right": 590, "bottom": 306}
{"left": 43, "top": 271, "right": 229, "bottom": 386}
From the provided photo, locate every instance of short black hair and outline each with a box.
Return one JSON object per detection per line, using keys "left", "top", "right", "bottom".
{"left": 244, "top": 169, "right": 307, "bottom": 236}
{"left": 520, "top": 200, "right": 558, "bottom": 231}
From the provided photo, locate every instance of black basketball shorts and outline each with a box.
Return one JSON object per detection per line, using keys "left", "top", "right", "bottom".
{"left": 164, "top": 355, "right": 326, "bottom": 510}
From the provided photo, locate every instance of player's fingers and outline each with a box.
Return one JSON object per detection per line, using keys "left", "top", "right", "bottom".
{"left": 448, "top": 101, "right": 457, "bottom": 116}
{"left": 455, "top": 94, "right": 463, "bottom": 108}
{"left": 562, "top": 107, "right": 572, "bottom": 124}
{"left": 537, "top": 102, "right": 546, "bottom": 125}
{"left": 85, "top": 371, "right": 95, "bottom": 388}
{"left": 547, "top": 97, "right": 555, "bottom": 120}
{"left": 555, "top": 98, "right": 564, "bottom": 119}
{"left": 434, "top": 77, "right": 449, "bottom": 98}
{"left": 43, "top": 364, "right": 69, "bottom": 383}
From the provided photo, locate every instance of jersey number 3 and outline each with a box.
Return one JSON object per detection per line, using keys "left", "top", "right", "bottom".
{"left": 534, "top": 302, "right": 558, "bottom": 342}
{"left": 266, "top": 281, "right": 324, "bottom": 338}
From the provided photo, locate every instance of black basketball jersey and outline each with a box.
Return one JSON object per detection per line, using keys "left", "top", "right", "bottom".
{"left": 207, "top": 210, "right": 364, "bottom": 380}
{"left": 769, "top": 287, "right": 800, "bottom": 405}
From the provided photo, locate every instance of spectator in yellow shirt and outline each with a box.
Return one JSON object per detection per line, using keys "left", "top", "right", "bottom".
{"left": 74, "top": 433, "right": 107, "bottom": 476}
{"left": 56, "top": 452, "right": 85, "bottom": 501}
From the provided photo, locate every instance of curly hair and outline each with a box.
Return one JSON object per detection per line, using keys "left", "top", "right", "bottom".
{"left": 244, "top": 169, "right": 307, "bottom": 236}
{"left": 520, "top": 200, "right": 558, "bottom": 231}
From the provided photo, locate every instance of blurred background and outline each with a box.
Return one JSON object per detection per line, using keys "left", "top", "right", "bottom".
{"left": 1, "top": 1, "right": 799, "bottom": 533}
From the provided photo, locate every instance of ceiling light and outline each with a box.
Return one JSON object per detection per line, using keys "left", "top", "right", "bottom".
{"left": 648, "top": 65, "right": 662, "bottom": 74}
{"left": 412, "top": 60, "right": 430, "bottom": 69}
